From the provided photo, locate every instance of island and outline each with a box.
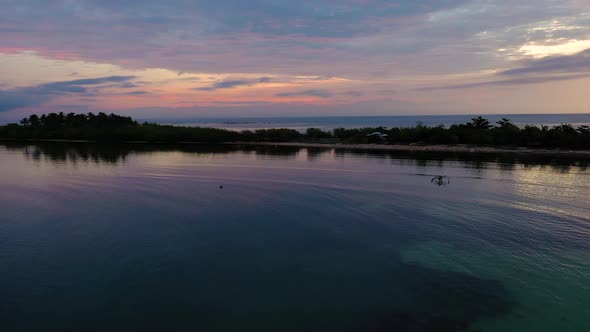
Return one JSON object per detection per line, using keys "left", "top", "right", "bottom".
{"left": 1, "top": 112, "right": 589, "bottom": 157}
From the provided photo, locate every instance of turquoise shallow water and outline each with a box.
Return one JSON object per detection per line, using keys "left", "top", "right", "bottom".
{"left": 0, "top": 143, "right": 589, "bottom": 331}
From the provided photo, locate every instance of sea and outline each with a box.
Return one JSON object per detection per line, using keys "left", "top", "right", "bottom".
{"left": 1, "top": 142, "right": 589, "bottom": 331}
{"left": 159, "top": 114, "right": 590, "bottom": 131}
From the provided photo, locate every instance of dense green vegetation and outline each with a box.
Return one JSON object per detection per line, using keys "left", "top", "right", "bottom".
{"left": 0, "top": 112, "right": 241, "bottom": 142}
{"left": 1, "top": 113, "right": 589, "bottom": 149}
{"left": 333, "top": 117, "right": 590, "bottom": 149}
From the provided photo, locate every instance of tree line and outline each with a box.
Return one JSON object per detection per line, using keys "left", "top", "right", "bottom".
{"left": 1, "top": 113, "right": 589, "bottom": 149}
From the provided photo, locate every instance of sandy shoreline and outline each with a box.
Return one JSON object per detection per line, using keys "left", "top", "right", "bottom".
{"left": 226, "top": 141, "right": 590, "bottom": 157}
{"left": 2, "top": 138, "right": 590, "bottom": 157}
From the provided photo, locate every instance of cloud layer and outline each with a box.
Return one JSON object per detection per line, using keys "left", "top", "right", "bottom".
{"left": 501, "top": 49, "right": 590, "bottom": 75}
{"left": 195, "top": 78, "right": 271, "bottom": 91}
{"left": 0, "top": 76, "right": 135, "bottom": 112}
{"left": 1, "top": 0, "right": 590, "bottom": 119}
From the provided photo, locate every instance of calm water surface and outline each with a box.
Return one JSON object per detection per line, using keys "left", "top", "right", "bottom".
{"left": 1, "top": 143, "right": 589, "bottom": 331}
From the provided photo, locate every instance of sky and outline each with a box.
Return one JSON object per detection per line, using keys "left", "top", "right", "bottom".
{"left": 1, "top": 0, "right": 590, "bottom": 121}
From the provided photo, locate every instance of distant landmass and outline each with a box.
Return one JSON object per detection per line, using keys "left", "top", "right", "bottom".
{"left": 1, "top": 113, "right": 589, "bottom": 152}
{"left": 156, "top": 113, "right": 590, "bottom": 131}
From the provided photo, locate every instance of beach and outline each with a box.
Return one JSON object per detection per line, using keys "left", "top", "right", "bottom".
{"left": 3, "top": 137, "right": 590, "bottom": 158}
{"left": 229, "top": 141, "right": 590, "bottom": 158}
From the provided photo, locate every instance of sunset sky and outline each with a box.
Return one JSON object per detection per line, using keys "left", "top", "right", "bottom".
{"left": 1, "top": 0, "right": 589, "bottom": 121}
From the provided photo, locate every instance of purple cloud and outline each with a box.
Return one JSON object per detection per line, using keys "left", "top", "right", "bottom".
{"left": 500, "top": 49, "right": 590, "bottom": 76}
{"left": 195, "top": 77, "right": 271, "bottom": 91}
{"left": 0, "top": 76, "right": 135, "bottom": 112}
{"left": 276, "top": 89, "right": 362, "bottom": 98}
{"left": 418, "top": 73, "right": 590, "bottom": 90}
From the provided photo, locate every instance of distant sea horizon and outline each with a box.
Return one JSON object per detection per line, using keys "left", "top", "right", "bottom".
{"left": 152, "top": 113, "right": 590, "bottom": 132}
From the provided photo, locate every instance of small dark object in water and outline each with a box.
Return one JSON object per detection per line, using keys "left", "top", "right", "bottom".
{"left": 431, "top": 175, "right": 451, "bottom": 186}
{"left": 219, "top": 185, "right": 223, "bottom": 189}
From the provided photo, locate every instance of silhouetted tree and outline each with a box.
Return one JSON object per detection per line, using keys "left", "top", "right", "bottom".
{"left": 2, "top": 113, "right": 590, "bottom": 149}
{"left": 468, "top": 116, "right": 493, "bottom": 129}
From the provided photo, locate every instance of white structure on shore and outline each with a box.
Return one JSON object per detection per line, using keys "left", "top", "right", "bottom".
{"left": 366, "top": 132, "right": 389, "bottom": 142}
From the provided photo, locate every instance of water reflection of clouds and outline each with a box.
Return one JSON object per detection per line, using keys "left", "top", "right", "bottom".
{"left": 4, "top": 144, "right": 590, "bottom": 222}
{"left": 3, "top": 143, "right": 590, "bottom": 330}
{"left": 510, "top": 165, "right": 590, "bottom": 221}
